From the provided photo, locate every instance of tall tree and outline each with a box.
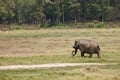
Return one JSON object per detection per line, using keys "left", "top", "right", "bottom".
{"left": 0, "top": 0, "right": 120, "bottom": 25}
{"left": 31, "top": 0, "right": 45, "bottom": 24}
{"left": 0, "top": 0, "right": 15, "bottom": 24}
{"left": 69, "top": 0, "right": 80, "bottom": 23}
{"left": 80, "top": 0, "right": 87, "bottom": 22}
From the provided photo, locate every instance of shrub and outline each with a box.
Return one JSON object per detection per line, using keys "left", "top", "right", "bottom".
{"left": 87, "top": 23, "right": 95, "bottom": 28}
{"left": 10, "top": 24, "right": 22, "bottom": 30}
{"left": 87, "top": 22, "right": 105, "bottom": 28}
{"left": 96, "top": 22, "right": 105, "bottom": 28}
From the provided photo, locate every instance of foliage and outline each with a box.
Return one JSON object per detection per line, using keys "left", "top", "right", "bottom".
{"left": 10, "top": 24, "right": 22, "bottom": 30}
{"left": 0, "top": 0, "right": 120, "bottom": 27}
{"left": 87, "top": 22, "right": 105, "bottom": 28}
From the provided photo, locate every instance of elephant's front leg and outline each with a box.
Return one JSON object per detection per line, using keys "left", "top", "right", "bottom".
{"left": 80, "top": 50, "right": 85, "bottom": 57}
{"left": 81, "top": 52, "right": 85, "bottom": 57}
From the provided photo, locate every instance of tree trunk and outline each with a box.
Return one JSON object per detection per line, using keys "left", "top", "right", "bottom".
{"left": 62, "top": 4, "right": 64, "bottom": 24}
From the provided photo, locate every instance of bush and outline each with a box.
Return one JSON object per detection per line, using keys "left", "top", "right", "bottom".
{"left": 10, "top": 24, "right": 22, "bottom": 30}
{"left": 87, "top": 23, "right": 95, "bottom": 28}
{"left": 87, "top": 22, "right": 105, "bottom": 28}
{"left": 96, "top": 22, "right": 105, "bottom": 28}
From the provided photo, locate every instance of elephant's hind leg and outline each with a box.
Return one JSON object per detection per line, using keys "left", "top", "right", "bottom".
{"left": 89, "top": 53, "right": 93, "bottom": 58}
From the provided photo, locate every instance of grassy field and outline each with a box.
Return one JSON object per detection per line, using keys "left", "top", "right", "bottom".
{"left": 0, "top": 66, "right": 120, "bottom": 80}
{"left": 0, "top": 28, "right": 120, "bottom": 80}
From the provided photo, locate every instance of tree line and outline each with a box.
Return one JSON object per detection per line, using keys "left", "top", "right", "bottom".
{"left": 0, "top": 0, "right": 120, "bottom": 27}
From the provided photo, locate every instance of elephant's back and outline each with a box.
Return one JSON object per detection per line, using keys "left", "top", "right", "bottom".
{"left": 79, "top": 39, "right": 98, "bottom": 48}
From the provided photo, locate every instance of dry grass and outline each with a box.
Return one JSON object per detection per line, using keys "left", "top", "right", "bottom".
{"left": 0, "top": 28, "right": 119, "bottom": 56}
{"left": 0, "top": 28, "right": 120, "bottom": 80}
{"left": 0, "top": 66, "right": 120, "bottom": 80}
{"left": 0, "top": 28, "right": 120, "bottom": 65}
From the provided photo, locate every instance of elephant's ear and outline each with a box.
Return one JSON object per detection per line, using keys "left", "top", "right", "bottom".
{"left": 74, "top": 40, "right": 79, "bottom": 48}
{"left": 75, "top": 40, "right": 77, "bottom": 43}
{"left": 74, "top": 40, "right": 78, "bottom": 45}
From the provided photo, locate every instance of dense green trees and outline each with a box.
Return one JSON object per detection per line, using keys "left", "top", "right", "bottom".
{"left": 0, "top": 0, "right": 120, "bottom": 26}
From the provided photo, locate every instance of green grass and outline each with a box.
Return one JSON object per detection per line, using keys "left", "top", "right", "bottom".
{"left": 0, "top": 55, "right": 106, "bottom": 65}
{"left": 0, "top": 28, "right": 120, "bottom": 80}
{"left": 0, "top": 52, "right": 119, "bottom": 66}
{"left": 0, "top": 28, "right": 120, "bottom": 65}
{"left": 0, "top": 65, "right": 120, "bottom": 80}
{"left": 0, "top": 28, "right": 119, "bottom": 38}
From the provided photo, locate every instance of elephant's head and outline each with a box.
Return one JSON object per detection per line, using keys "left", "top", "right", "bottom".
{"left": 73, "top": 40, "right": 79, "bottom": 49}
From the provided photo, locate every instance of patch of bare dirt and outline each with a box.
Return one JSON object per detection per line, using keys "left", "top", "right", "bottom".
{"left": 0, "top": 63, "right": 117, "bottom": 70}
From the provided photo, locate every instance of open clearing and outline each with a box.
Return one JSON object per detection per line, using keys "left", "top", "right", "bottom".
{"left": 0, "top": 28, "right": 120, "bottom": 80}
{"left": 0, "top": 28, "right": 120, "bottom": 65}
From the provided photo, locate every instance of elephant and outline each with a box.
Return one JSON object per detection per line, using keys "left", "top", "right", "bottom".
{"left": 72, "top": 39, "right": 100, "bottom": 58}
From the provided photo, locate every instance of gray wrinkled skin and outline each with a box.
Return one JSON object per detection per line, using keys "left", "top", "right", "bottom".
{"left": 72, "top": 39, "right": 100, "bottom": 58}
